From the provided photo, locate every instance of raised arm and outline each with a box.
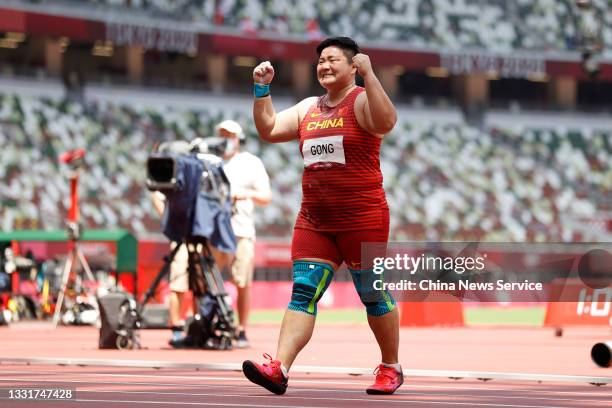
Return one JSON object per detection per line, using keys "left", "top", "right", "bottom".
{"left": 253, "top": 61, "right": 312, "bottom": 143}
{"left": 352, "top": 54, "right": 397, "bottom": 137}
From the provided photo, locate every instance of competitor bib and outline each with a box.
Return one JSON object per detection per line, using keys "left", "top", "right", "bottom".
{"left": 302, "top": 135, "right": 345, "bottom": 168}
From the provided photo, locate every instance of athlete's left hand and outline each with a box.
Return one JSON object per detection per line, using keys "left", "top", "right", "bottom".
{"left": 352, "top": 53, "right": 373, "bottom": 78}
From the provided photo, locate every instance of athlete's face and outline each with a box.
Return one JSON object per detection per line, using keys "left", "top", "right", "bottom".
{"left": 317, "top": 46, "right": 356, "bottom": 89}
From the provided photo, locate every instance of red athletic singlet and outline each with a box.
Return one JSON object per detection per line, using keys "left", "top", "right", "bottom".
{"left": 295, "top": 86, "right": 388, "bottom": 231}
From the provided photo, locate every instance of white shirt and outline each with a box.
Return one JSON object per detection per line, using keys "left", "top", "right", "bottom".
{"left": 223, "top": 151, "right": 270, "bottom": 239}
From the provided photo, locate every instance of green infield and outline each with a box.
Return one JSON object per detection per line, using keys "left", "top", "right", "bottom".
{"left": 250, "top": 309, "right": 367, "bottom": 324}
{"left": 463, "top": 305, "right": 546, "bottom": 326}
{"left": 250, "top": 305, "right": 547, "bottom": 326}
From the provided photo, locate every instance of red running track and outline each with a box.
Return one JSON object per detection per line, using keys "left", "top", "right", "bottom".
{"left": 1, "top": 323, "right": 611, "bottom": 375}
{"left": 1, "top": 322, "right": 611, "bottom": 407}
{"left": 1, "top": 364, "right": 612, "bottom": 408}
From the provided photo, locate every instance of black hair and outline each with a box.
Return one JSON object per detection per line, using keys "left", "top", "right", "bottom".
{"left": 316, "top": 37, "right": 361, "bottom": 61}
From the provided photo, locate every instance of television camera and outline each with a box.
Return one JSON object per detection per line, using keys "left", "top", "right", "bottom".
{"left": 99, "top": 137, "right": 237, "bottom": 350}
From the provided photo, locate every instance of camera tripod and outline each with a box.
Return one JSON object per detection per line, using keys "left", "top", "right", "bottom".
{"left": 53, "top": 150, "right": 96, "bottom": 326}
{"left": 52, "top": 223, "right": 96, "bottom": 326}
{"left": 115, "top": 238, "right": 236, "bottom": 350}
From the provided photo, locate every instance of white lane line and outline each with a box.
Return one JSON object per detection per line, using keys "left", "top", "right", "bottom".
{"left": 74, "top": 400, "right": 325, "bottom": 408}
{"left": 69, "top": 396, "right": 590, "bottom": 408}
{"left": 2, "top": 357, "right": 610, "bottom": 385}
{"left": 75, "top": 387, "right": 612, "bottom": 405}
{"left": 1, "top": 376, "right": 610, "bottom": 406}
{"left": 0, "top": 371, "right": 610, "bottom": 398}
{"left": 0, "top": 372, "right": 358, "bottom": 385}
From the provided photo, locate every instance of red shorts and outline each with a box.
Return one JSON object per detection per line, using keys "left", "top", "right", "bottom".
{"left": 291, "top": 210, "right": 389, "bottom": 270}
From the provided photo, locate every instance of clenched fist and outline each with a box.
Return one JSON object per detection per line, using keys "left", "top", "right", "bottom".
{"left": 352, "top": 53, "right": 373, "bottom": 78}
{"left": 253, "top": 61, "right": 275, "bottom": 84}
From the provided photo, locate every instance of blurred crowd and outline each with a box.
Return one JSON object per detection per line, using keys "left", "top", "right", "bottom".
{"left": 1, "top": 92, "right": 609, "bottom": 242}
{"left": 27, "top": 0, "right": 612, "bottom": 52}
{"left": 385, "top": 120, "right": 610, "bottom": 241}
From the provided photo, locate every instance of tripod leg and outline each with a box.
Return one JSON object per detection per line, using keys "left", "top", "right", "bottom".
{"left": 75, "top": 247, "right": 95, "bottom": 282}
{"left": 136, "top": 242, "right": 183, "bottom": 317}
{"left": 53, "top": 252, "right": 74, "bottom": 326}
{"left": 196, "top": 245, "right": 235, "bottom": 332}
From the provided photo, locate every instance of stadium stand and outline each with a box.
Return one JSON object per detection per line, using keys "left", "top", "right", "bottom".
{"left": 20, "top": 0, "right": 612, "bottom": 53}
{"left": 1, "top": 80, "right": 609, "bottom": 242}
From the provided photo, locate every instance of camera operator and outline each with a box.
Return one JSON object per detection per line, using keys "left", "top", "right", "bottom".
{"left": 215, "top": 119, "right": 272, "bottom": 348}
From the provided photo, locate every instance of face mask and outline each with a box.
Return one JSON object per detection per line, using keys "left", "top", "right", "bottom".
{"left": 223, "top": 137, "right": 239, "bottom": 158}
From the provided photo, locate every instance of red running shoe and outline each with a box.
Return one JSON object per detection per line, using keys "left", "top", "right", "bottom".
{"left": 242, "top": 353, "right": 288, "bottom": 395}
{"left": 366, "top": 364, "right": 404, "bottom": 395}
